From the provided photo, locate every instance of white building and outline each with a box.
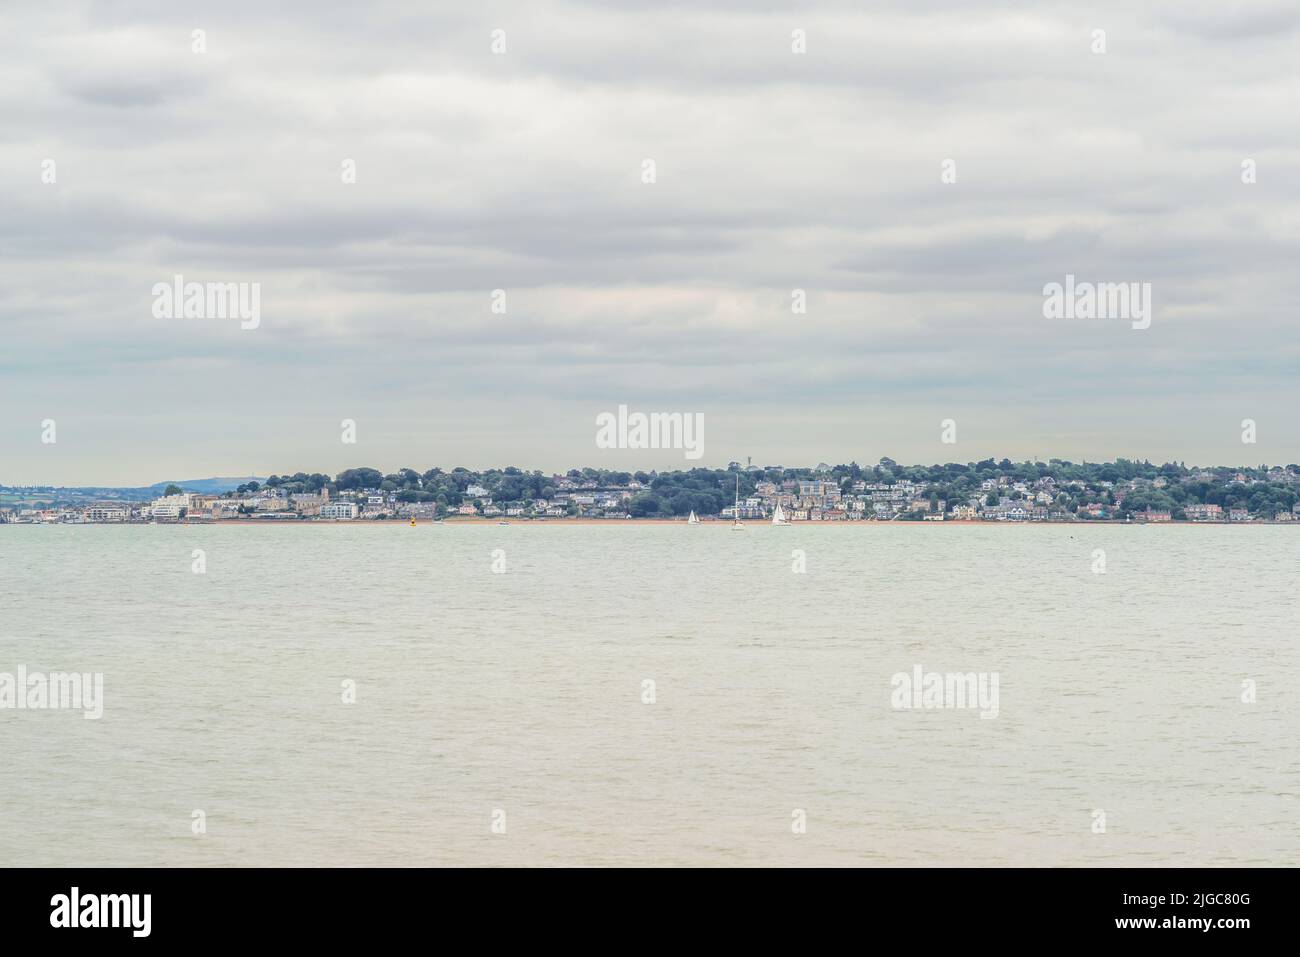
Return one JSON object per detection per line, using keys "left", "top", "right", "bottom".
{"left": 148, "top": 493, "right": 192, "bottom": 519}
{"left": 320, "top": 502, "right": 358, "bottom": 520}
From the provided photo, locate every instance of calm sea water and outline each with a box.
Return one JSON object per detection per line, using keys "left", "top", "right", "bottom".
{"left": 0, "top": 523, "right": 1295, "bottom": 866}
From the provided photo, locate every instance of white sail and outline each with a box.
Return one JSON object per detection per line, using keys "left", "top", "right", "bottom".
{"left": 772, "top": 503, "right": 790, "bottom": 525}
{"left": 732, "top": 475, "right": 744, "bottom": 529}
{"left": 687, "top": 510, "right": 699, "bottom": 524}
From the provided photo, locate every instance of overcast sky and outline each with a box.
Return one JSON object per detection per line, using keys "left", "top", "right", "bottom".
{"left": 3, "top": 1, "right": 1299, "bottom": 485}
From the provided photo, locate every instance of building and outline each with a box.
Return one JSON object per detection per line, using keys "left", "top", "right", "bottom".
{"left": 320, "top": 502, "right": 358, "bottom": 520}
{"left": 148, "top": 493, "right": 192, "bottom": 520}
{"left": 1184, "top": 503, "right": 1222, "bottom": 521}
{"left": 84, "top": 505, "right": 127, "bottom": 523}
{"left": 797, "top": 479, "right": 840, "bottom": 504}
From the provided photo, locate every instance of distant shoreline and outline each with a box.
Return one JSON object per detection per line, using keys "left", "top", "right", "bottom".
{"left": 10, "top": 517, "right": 1292, "bottom": 528}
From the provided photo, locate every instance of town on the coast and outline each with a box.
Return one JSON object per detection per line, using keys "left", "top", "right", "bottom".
{"left": 4, "top": 457, "right": 1300, "bottom": 524}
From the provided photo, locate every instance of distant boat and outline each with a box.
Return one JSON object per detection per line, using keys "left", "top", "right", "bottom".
{"left": 497, "top": 520, "right": 510, "bottom": 526}
{"left": 772, "top": 503, "right": 791, "bottom": 526}
{"left": 731, "top": 476, "right": 745, "bottom": 530}
{"left": 687, "top": 510, "right": 700, "bottom": 525}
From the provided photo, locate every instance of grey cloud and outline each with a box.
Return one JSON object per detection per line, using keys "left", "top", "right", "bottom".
{"left": 1, "top": 0, "right": 1299, "bottom": 483}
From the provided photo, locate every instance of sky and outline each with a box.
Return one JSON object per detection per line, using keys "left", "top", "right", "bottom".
{"left": 2, "top": 1, "right": 1299, "bottom": 486}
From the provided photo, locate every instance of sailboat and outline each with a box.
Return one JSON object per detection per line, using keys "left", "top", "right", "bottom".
{"left": 731, "top": 476, "right": 745, "bottom": 530}
{"left": 772, "top": 502, "right": 791, "bottom": 526}
{"left": 687, "top": 510, "right": 700, "bottom": 525}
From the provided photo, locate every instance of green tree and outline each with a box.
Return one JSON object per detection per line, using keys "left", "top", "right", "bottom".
{"left": 629, "top": 493, "right": 665, "bottom": 517}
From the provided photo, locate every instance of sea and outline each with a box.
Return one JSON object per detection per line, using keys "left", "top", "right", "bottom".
{"left": 1, "top": 522, "right": 1295, "bottom": 866}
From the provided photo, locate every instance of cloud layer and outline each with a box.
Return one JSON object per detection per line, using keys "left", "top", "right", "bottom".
{"left": 3, "top": 1, "right": 1299, "bottom": 484}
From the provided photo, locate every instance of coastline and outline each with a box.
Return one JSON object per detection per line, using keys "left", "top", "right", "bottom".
{"left": 15, "top": 517, "right": 1291, "bottom": 528}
